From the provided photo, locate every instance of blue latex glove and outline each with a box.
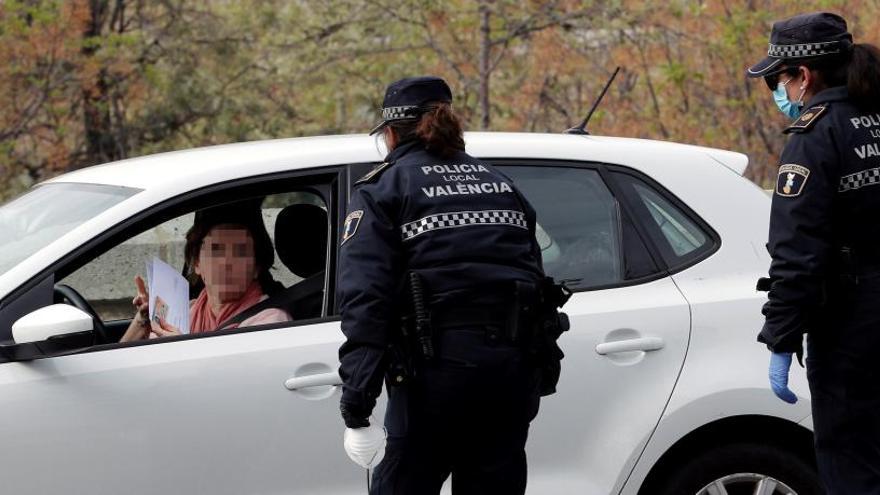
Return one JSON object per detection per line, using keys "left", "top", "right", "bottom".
{"left": 769, "top": 352, "right": 798, "bottom": 404}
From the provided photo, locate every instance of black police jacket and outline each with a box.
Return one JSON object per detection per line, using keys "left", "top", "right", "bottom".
{"left": 761, "top": 86, "right": 880, "bottom": 353}
{"left": 336, "top": 139, "right": 544, "bottom": 425}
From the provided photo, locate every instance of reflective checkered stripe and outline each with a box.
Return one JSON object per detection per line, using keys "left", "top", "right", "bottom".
{"left": 839, "top": 167, "right": 880, "bottom": 192}
{"left": 768, "top": 41, "right": 842, "bottom": 59}
{"left": 401, "top": 210, "right": 527, "bottom": 241}
{"left": 382, "top": 105, "right": 420, "bottom": 121}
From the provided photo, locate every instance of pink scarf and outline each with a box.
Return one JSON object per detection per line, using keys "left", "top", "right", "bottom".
{"left": 189, "top": 281, "right": 265, "bottom": 333}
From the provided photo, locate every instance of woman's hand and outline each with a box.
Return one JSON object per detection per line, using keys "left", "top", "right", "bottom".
{"left": 151, "top": 317, "right": 182, "bottom": 338}
{"left": 120, "top": 275, "right": 151, "bottom": 342}
{"left": 133, "top": 275, "right": 150, "bottom": 321}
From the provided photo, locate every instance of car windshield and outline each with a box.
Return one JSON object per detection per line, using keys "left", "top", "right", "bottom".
{"left": 0, "top": 183, "right": 139, "bottom": 276}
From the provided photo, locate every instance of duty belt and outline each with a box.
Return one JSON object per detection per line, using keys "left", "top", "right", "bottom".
{"left": 401, "top": 304, "right": 519, "bottom": 344}
{"left": 430, "top": 306, "right": 512, "bottom": 329}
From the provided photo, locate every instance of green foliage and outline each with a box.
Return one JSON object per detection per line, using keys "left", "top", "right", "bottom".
{"left": 662, "top": 62, "right": 688, "bottom": 87}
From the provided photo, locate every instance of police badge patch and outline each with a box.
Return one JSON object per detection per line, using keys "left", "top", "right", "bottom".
{"left": 776, "top": 164, "right": 811, "bottom": 197}
{"left": 341, "top": 210, "right": 364, "bottom": 244}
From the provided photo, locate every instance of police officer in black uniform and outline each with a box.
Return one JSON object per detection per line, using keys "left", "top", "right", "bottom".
{"left": 336, "top": 76, "right": 567, "bottom": 494}
{"left": 748, "top": 12, "right": 880, "bottom": 494}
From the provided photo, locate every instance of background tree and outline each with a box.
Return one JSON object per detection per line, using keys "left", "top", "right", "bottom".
{"left": 1, "top": 0, "right": 878, "bottom": 202}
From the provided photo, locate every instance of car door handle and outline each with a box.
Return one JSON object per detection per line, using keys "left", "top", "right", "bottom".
{"left": 285, "top": 370, "right": 342, "bottom": 390}
{"left": 595, "top": 337, "right": 665, "bottom": 355}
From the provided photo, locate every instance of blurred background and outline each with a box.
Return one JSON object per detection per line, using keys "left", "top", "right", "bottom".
{"left": 1, "top": 0, "right": 877, "bottom": 201}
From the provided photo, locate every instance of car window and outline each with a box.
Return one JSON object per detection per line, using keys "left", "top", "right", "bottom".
{"left": 612, "top": 171, "right": 714, "bottom": 268}
{"left": 499, "top": 165, "right": 658, "bottom": 289}
{"left": 58, "top": 191, "right": 328, "bottom": 338}
{"left": 0, "top": 183, "right": 139, "bottom": 276}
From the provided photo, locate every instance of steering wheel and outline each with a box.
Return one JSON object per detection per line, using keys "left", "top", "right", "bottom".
{"left": 53, "top": 284, "right": 109, "bottom": 345}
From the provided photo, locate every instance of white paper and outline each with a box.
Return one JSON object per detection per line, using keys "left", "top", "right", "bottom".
{"left": 144, "top": 257, "right": 190, "bottom": 334}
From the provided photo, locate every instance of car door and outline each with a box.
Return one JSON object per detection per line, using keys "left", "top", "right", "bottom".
{"left": 496, "top": 163, "right": 713, "bottom": 495}
{"left": 0, "top": 173, "right": 366, "bottom": 495}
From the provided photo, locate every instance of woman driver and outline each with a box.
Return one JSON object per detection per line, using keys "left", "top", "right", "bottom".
{"left": 121, "top": 200, "right": 290, "bottom": 341}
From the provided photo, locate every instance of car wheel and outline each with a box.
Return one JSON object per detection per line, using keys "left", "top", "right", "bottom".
{"left": 655, "top": 442, "right": 822, "bottom": 495}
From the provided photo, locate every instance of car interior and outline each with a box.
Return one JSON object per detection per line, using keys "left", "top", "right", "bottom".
{"left": 84, "top": 195, "right": 330, "bottom": 343}
{"left": 246, "top": 201, "right": 328, "bottom": 322}
{"left": 167, "top": 198, "right": 330, "bottom": 334}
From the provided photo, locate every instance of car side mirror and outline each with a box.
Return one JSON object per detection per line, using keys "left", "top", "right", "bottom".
{"left": 12, "top": 304, "right": 94, "bottom": 344}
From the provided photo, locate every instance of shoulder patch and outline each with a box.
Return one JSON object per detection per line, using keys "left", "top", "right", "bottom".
{"left": 784, "top": 105, "right": 828, "bottom": 134}
{"left": 341, "top": 210, "right": 364, "bottom": 244}
{"left": 776, "top": 164, "right": 811, "bottom": 197}
{"left": 355, "top": 161, "right": 394, "bottom": 186}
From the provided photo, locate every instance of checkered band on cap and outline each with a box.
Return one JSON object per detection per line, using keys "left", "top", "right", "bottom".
{"left": 401, "top": 209, "right": 527, "bottom": 241}
{"left": 839, "top": 167, "right": 880, "bottom": 192}
{"left": 768, "top": 41, "right": 842, "bottom": 59}
{"left": 382, "top": 105, "right": 421, "bottom": 121}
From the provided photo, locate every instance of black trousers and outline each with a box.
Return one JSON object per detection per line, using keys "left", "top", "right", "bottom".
{"left": 807, "top": 279, "right": 880, "bottom": 495}
{"left": 370, "top": 327, "right": 541, "bottom": 495}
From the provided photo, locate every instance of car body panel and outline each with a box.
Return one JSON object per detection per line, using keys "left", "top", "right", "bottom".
{"left": 0, "top": 320, "right": 356, "bottom": 495}
{"left": 527, "top": 277, "right": 690, "bottom": 494}
{"left": 620, "top": 155, "right": 813, "bottom": 494}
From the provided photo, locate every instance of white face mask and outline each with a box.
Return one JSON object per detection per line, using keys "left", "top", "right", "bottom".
{"left": 772, "top": 77, "right": 806, "bottom": 119}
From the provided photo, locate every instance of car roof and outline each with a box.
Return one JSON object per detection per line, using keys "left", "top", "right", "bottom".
{"left": 45, "top": 132, "right": 748, "bottom": 192}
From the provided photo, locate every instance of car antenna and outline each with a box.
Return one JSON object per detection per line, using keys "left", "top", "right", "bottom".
{"left": 565, "top": 66, "right": 621, "bottom": 135}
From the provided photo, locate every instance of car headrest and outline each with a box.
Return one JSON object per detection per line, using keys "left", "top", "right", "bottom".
{"left": 275, "top": 203, "right": 328, "bottom": 279}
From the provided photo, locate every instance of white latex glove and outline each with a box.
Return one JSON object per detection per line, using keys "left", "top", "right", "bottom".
{"left": 343, "top": 419, "right": 386, "bottom": 469}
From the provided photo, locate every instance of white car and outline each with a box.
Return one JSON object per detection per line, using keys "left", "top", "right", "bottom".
{"left": 0, "top": 133, "right": 819, "bottom": 495}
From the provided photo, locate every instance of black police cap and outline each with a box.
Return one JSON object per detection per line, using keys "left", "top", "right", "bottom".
{"left": 747, "top": 12, "right": 853, "bottom": 79}
{"left": 369, "top": 76, "right": 453, "bottom": 135}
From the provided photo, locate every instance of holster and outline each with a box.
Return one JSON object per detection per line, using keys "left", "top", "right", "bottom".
{"left": 387, "top": 333, "right": 415, "bottom": 388}
{"left": 387, "top": 271, "right": 433, "bottom": 388}
{"left": 515, "top": 277, "right": 571, "bottom": 397}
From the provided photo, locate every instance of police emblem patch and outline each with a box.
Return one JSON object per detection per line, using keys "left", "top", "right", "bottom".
{"left": 776, "top": 164, "right": 811, "bottom": 197}
{"left": 341, "top": 210, "right": 364, "bottom": 244}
